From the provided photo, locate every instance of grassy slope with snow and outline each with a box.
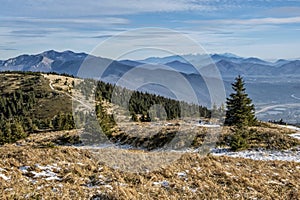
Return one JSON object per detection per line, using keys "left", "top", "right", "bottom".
{"left": 0, "top": 130, "right": 299, "bottom": 199}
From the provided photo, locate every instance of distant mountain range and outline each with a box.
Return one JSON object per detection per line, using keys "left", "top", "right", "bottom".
{"left": 137, "top": 53, "right": 300, "bottom": 77}
{"left": 1, "top": 50, "right": 299, "bottom": 78}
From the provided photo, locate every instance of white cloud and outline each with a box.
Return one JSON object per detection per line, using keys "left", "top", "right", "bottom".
{"left": 1, "top": 0, "right": 214, "bottom": 17}
{"left": 187, "top": 16, "right": 300, "bottom": 25}
{"left": 0, "top": 17, "right": 130, "bottom": 27}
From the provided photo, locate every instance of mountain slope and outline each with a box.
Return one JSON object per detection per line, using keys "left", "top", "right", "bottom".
{"left": 0, "top": 50, "right": 135, "bottom": 78}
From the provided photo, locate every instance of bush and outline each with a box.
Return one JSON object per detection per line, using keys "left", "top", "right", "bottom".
{"left": 54, "top": 133, "right": 81, "bottom": 145}
{"left": 229, "top": 125, "right": 249, "bottom": 151}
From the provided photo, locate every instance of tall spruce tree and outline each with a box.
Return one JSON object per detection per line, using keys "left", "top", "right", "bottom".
{"left": 225, "top": 75, "right": 256, "bottom": 126}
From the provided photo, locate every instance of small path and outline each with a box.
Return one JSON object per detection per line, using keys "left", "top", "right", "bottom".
{"left": 47, "top": 78, "right": 92, "bottom": 110}
{"left": 48, "top": 80, "right": 54, "bottom": 90}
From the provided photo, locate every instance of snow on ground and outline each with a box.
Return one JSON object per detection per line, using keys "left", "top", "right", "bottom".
{"left": 177, "top": 171, "right": 187, "bottom": 178}
{"left": 0, "top": 167, "right": 10, "bottom": 181}
{"left": 153, "top": 180, "right": 170, "bottom": 188}
{"left": 0, "top": 173, "right": 10, "bottom": 181}
{"left": 197, "top": 124, "right": 220, "bottom": 128}
{"left": 278, "top": 125, "right": 300, "bottom": 131}
{"left": 19, "top": 166, "right": 30, "bottom": 173}
{"left": 291, "top": 133, "right": 300, "bottom": 140}
{"left": 211, "top": 124, "right": 300, "bottom": 162}
{"left": 19, "top": 164, "right": 61, "bottom": 181}
{"left": 211, "top": 148, "right": 300, "bottom": 163}
{"left": 278, "top": 125, "right": 300, "bottom": 140}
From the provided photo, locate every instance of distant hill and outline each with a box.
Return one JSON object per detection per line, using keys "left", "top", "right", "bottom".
{"left": 1, "top": 50, "right": 300, "bottom": 78}
{"left": 138, "top": 53, "right": 300, "bottom": 77}
{"left": 0, "top": 50, "right": 134, "bottom": 78}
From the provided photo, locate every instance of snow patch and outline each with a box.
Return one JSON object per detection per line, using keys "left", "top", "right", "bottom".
{"left": 211, "top": 148, "right": 300, "bottom": 162}
{"left": 19, "top": 166, "right": 30, "bottom": 173}
{"left": 177, "top": 171, "right": 187, "bottom": 179}
{"left": 291, "top": 133, "right": 300, "bottom": 140}
{"left": 0, "top": 173, "right": 10, "bottom": 181}
{"left": 278, "top": 125, "right": 300, "bottom": 140}
{"left": 278, "top": 125, "right": 300, "bottom": 131}
{"left": 20, "top": 164, "right": 61, "bottom": 181}
{"left": 197, "top": 124, "right": 220, "bottom": 128}
{"left": 153, "top": 180, "right": 169, "bottom": 188}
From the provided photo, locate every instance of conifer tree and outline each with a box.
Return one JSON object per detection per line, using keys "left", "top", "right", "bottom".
{"left": 225, "top": 75, "right": 257, "bottom": 126}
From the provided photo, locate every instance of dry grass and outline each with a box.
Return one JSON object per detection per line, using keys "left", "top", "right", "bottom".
{"left": 42, "top": 74, "right": 81, "bottom": 92}
{"left": 214, "top": 124, "right": 300, "bottom": 150}
{"left": 108, "top": 121, "right": 300, "bottom": 151}
{"left": 0, "top": 131, "right": 299, "bottom": 199}
{"left": 0, "top": 73, "right": 24, "bottom": 92}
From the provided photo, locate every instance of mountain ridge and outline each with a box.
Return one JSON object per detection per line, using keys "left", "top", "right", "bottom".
{"left": 1, "top": 50, "right": 299, "bottom": 78}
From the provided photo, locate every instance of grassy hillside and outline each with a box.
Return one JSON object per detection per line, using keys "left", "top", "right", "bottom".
{"left": 0, "top": 72, "right": 75, "bottom": 144}
{"left": 0, "top": 131, "right": 299, "bottom": 199}
{"left": 0, "top": 72, "right": 72, "bottom": 119}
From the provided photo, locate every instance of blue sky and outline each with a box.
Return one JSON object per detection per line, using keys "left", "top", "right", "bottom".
{"left": 1, "top": 0, "right": 300, "bottom": 60}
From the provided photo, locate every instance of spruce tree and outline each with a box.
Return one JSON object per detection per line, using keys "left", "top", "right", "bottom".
{"left": 225, "top": 75, "right": 256, "bottom": 126}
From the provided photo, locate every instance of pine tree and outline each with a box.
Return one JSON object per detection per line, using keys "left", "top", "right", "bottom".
{"left": 225, "top": 75, "right": 257, "bottom": 126}
{"left": 52, "top": 112, "right": 63, "bottom": 130}
{"left": 10, "top": 120, "right": 26, "bottom": 141}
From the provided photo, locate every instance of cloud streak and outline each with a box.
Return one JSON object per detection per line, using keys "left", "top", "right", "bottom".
{"left": 1, "top": 0, "right": 215, "bottom": 17}
{"left": 0, "top": 17, "right": 130, "bottom": 27}
{"left": 187, "top": 16, "right": 300, "bottom": 25}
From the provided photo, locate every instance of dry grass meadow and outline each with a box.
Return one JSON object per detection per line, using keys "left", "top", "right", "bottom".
{"left": 0, "top": 130, "right": 299, "bottom": 200}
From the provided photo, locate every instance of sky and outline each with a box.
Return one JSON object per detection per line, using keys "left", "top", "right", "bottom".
{"left": 1, "top": 0, "right": 300, "bottom": 60}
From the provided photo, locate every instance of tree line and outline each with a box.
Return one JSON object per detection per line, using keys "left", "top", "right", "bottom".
{"left": 77, "top": 78, "right": 210, "bottom": 122}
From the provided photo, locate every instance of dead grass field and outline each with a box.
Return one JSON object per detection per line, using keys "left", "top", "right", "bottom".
{"left": 0, "top": 130, "right": 299, "bottom": 199}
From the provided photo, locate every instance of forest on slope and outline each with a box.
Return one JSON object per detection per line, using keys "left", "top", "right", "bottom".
{"left": 0, "top": 71, "right": 211, "bottom": 145}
